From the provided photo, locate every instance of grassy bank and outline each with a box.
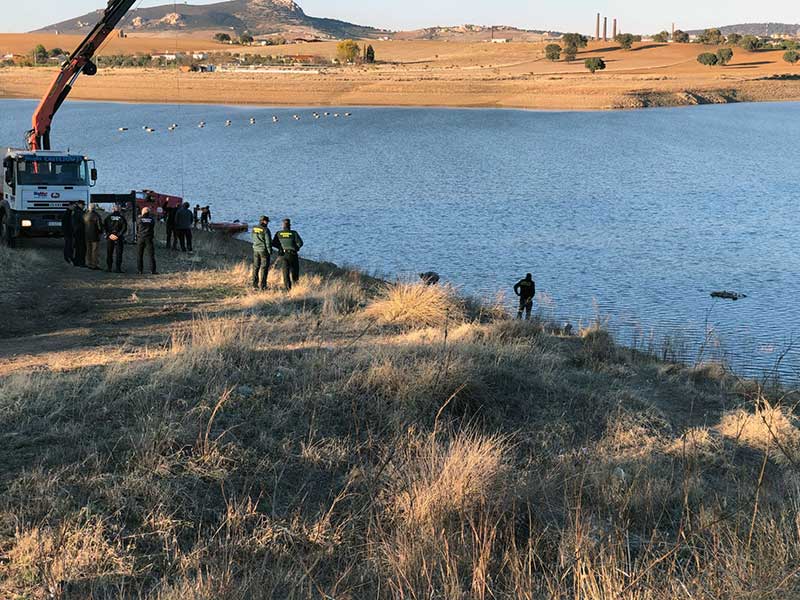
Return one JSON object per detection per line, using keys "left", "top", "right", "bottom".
{"left": 1, "top": 233, "right": 799, "bottom": 599}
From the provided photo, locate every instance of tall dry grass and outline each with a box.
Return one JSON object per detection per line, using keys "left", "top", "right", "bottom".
{"left": 1, "top": 261, "right": 799, "bottom": 599}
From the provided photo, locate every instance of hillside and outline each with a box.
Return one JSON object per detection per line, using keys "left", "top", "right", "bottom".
{"left": 689, "top": 22, "right": 800, "bottom": 36}
{"left": 0, "top": 231, "right": 799, "bottom": 598}
{"left": 35, "top": 0, "right": 388, "bottom": 40}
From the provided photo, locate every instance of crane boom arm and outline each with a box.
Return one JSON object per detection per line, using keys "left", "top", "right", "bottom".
{"left": 27, "top": 0, "right": 137, "bottom": 151}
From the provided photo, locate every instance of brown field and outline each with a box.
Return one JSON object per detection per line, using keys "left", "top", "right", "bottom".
{"left": 1, "top": 33, "right": 799, "bottom": 109}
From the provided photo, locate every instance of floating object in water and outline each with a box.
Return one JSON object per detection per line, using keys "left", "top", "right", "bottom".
{"left": 210, "top": 221, "right": 249, "bottom": 235}
{"left": 142, "top": 125, "right": 149, "bottom": 130}
{"left": 118, "top": 127, "right": 128, "bottom": 132}
{"left": 145, "top": 127, "right": 155, "bottom": 133}
{"left": 249, "top": 118, "right": 256, "bottom": 125}
{"left": 323, "top": 112, "right": 330, "bottom": 117}
{"left": 171, "top": 123, "right": 178, "bottom": 128}
{"left": 292, "top": 114, "right": 300, "bottom": 121}
{"left": 333, "top": 113, "right": 340, "bottom": 118}
{"left": 198, "top": 123, "right": 205, "bottom": 128}
{"left": 711, "top": 291, "right": 747, "bottom": 301}
{"left": 167, "top": 126, "right": 176, "bottom": 132}
{"left": 272, "top": 115, "right": 279, "bottom": 123}
{"left": 344, "top": 112, "right": 352, "bottom": 117}
{"left": 312, "top": 112, "right": 320, "bottom": 119}
{"left": 225, "top": 120, "right": 232, "bottom": 126}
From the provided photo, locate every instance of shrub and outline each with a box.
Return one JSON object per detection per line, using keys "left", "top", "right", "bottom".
{"left": 716, "top": 47, "right": 733, "bottom": 65}
{"left": 698, "top": 28, "right": 724, "bottom": 45}
{"left": 652, "top": 31, "right": 670, "bottom": 43}
{"left": 697, "top": 52, "right": 719, "bottom": 66}
{"left": 785, "top": 50, "right": 800, "bottom": 65}
{"left": 562, "top": 33, "right": 588, "bottom": 49}
{"left": 364, "top": 282, "right": 464, "bottom": 328}
{"left": 336, "top": 39, "right": 361, "bottom": 63}
{"left": 673, "top": 29, "right": 690, "bottom": 43}
{"left": 726, "top": 33, "right": 742, "bottom": 46}
{"left": 584, "top": 57, "right": 606, "bottom": 73}
{"left": 563, "top": 45, "right": 578, "bottom": 62}
{"left": 615, "top": 33, "right": 635, "bottom": 50}
{"left": 545, "top": 43, "right": 561, "bottom": 61}
{"left": 740, "top": 35, "right": 762, "bottom": 51}
{"left": 213, "top": 32, "right": 231, "bottom": 43}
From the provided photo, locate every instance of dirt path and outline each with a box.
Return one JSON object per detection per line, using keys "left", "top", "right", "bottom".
{"left": 0, "top": 230, "right": 244, "bottom": 374}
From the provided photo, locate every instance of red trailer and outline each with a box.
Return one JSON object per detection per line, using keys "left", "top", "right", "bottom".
{"left": 135, "top": 190, "right": 183, "bottom": 219}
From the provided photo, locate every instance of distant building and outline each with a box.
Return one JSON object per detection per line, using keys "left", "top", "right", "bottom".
{"left": 490, "top": 38, "right": 511, "bottom": 43}
{"left": 153, "top": 53, "right": 179, "bottom": 62}
{"left": 192, "top": 52, "right": 208, "bottom": 60}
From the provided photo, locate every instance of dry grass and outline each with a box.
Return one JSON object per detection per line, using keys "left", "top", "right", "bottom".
{"left": 1, "top": 253, "right": 800, "bottom": 599}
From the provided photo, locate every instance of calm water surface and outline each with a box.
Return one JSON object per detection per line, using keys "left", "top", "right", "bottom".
{"left": 2, "top": 99, "right": 799, "bottom": 379}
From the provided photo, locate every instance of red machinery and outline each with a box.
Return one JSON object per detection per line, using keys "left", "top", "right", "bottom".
{"left": 26, "top": 1, "right": 138, "bottom": 151}
{"left": 135, "top": 190, "right": 183, "bottom": 218}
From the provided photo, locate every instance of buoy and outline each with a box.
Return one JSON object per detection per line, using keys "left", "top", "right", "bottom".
{"left": 292, "top": 114, "right": 300, "bottom": 121}
{"left": 171, "top": 123, "right": 178, "bottom": 128}
{"left": 324, "top": 112, "right": 330, "bottom": 117}
{"left": 225, "top": 120, "right": 232, "bottom": 126}
{"left": 249, "top": 118, "right": 256, "bottom": 125}
{"left": 272, "top": 115, "right": 279, "bottom": 123}
{"left": 167, "top": 126, "right": 176, "bottom": 131}
{"left": 118, "top": 127, "right": 128, "bottom": 132}
{"left": 344, "top": 112, "right": 352, "bottom": 117}
{"left": 145, "top": 128, "right": 155, "bottom": 133}
{"left": 333, "top": 113, "right": 340, "bottom": 118}
{"left": 142, "top": 126, "right": 149, "bottom": 130}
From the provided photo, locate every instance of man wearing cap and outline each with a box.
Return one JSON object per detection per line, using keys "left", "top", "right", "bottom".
{"left": 137, "top": 207, "right": 157, "bottom": 275}
{"left": 251, "top": 215, "right": 272, "bottom": 290}
{"left": 272, "top": 218, "right": 304, "bottom": 291}
{"left": 513, "top": 273, "right": 536, "bottom": 320}
{"left": 104, "top": 204, "right": 128, "bottom": 273}
{"left": 84, "top": 203, "right": 104, "bottom": 270}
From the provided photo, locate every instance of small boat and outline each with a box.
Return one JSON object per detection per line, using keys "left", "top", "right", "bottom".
{"left": 210, "top": 221, "right": 249, "bottom": 235}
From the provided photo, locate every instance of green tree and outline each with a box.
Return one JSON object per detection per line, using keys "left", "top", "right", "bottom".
{"left": 337, "top": 39, "right": 361, "bottom": 63}
{"left": 562, "top": 45, "right": 578, "bottom": 62}
{"left": 673, "top": 30, "right": 690, "bottom": 43}
{"left": 32, "top": 44, "right": 48, "bottom": 64}
{"left": 584, "top": 57, "right": 606, "bottom": 73}
{"left": 785, "top": 50, "right": 800, "bottom": 65}
{"left": 699, "top": 28, "right": 724, "bottom": 45}
{"left": 739, "top": 35, "right": 761, "bottom": 51}
{"left": 48, "top": 48, "right": 65, "bottom": 57}
{"left": 239, "top": 33, "right": 254, "bottom": 45}
{"left": 781, "top": 40, "right": 798, "bottom": 51}
{"left": 615, "top": 33, "right": 635, "bottom": 50}
{"left": 545, "top": 43, "right": 562, "bottom": 61}
{"left": 652, "top": 31, "right": 670, "bottom": 43}
{"left": 213, "top": 33, "right": 231, "bottom": 43}
{"left": 716, "top": 47, "right": 733, "bottom": 65}
{"left": 726, "top": 33, "right": 742, "bottom": 46}
{"left": 562, "top": 33, "right": 588, "bottom": 49}
{"left": 365, "top": 44, "right": 376, "bottom": 63}
{"left": 697, "top": 52, "right": 719, "bottom": 66}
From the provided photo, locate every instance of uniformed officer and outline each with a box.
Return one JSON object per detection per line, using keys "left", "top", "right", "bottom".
{"left": 513, "top": 273, "right": 536, "bottom": 320}
{"left": 137, "top": 207, "right": 157, "bottom": 275}
{"left": 251, "top": 215, "right": 272, "bottom": 290}
{"left": 272, "top": 218, "right": 304, "bottom": 291}
{"left": 71, "top": 200, "right": 87, "bottom": 267}
{"left": 104, "top": 204, "right": 128, "bottom": 273}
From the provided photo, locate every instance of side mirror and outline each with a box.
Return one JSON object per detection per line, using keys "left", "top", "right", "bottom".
{"left": 2, "top": 158, "right": 12, "bottom": 186}
{"left": 90, "top": 168, "right": 98, "bottom": 182}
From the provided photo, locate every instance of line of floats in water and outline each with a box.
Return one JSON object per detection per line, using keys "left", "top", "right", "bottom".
{"left": 118, "top": 111, "right": 353, "bottom": 133}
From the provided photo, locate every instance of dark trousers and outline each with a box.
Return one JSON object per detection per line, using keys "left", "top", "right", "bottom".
{"left": 281, "top": 251, "right": 300, "bottom": 290}
{"left": 63, "top": 236, "right": 73, "bottom": 263}
{"left": 518, "top": 297, "right": 533, "bottom": 320}
{"left": 73, "top": 236, "right": 86, "bottom": 266}
{"left": 176, "top": 229, "right": 193, "bottom": 252}
{"left": 166, "top": 224, "right": 177, "bottom": 249}
{"left": 107, "top": 239, "right": 124, "bottom": 271}
{"left": 252, "top": 251, "right": 270, "bottom": 289}
{"left": 137, "top": 238, "right": 156, "bottom": 274}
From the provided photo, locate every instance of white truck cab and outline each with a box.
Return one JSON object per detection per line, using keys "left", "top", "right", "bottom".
{"left": 1, "top": 149, "right": 97, "bottom": 246}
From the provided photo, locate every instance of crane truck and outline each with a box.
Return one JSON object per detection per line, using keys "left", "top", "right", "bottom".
{"left": 1, "top": 0, "right": 137, "bottom": 247}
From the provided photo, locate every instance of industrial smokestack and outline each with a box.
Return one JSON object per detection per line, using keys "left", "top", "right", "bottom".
{"left": 596, "top": 13, "right": 601, "bottom": 40}
{"left": 672, "top": 23, "right": 675, "bottom": 40}
{"left": 612, "top": 18, "right": 617, "bottom": 39}
{"left": 603, "top": 17, "right": 607, "bottom": 41}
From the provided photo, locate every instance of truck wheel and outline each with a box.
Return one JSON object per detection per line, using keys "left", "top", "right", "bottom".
{"left": 0, "top": 213, "right": 15, "bottom": 248}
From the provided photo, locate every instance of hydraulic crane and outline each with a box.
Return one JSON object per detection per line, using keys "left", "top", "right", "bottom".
{"left": 2, "top": 0, "right": 137, "bottom": 246}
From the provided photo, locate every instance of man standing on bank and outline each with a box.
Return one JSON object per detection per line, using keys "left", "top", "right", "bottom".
{"left": 175, "top": 202, "right": 194, "bottom": 252}
{"left": 514, "top": 273, "right": 536, "bottom": 320}
{"left": 251, "top": 215, "right": 272, "bottom": 290}
{"left": 61, "top": 202, "right": 74, "bottom": 264}
{"left": 104, "top": 204, "right": 128, "bottom": 273}
{"left": 137, "top": 207, "right": 157, "bottom": 275}
{"left": 84, "top": 203, "right": 104, "bottom": 270}
{"left": 272, "top": 218, "right": 304, "bottom": 291}
{"left": 72, "top": 200, "right": 87, "bottom": 267}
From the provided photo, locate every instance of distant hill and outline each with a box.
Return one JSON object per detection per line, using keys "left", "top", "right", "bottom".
{"left": 35, "top": 0, "right": 389, "bottom": 40}
{"left": 393, "top": 25, "right": 561, "bottom": 42}
{"left": 688, "top": 23, "right": 800, "bottom": 36}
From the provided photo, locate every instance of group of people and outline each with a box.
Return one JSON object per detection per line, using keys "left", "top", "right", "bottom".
{"left": 251, "top": 216, "right": 304, "bottom": 291}
{"left": 62, "top": 201, "right": 129, "bottom": 272}
{"left": 162, "top": 201, "right": 199, "bottom": 252}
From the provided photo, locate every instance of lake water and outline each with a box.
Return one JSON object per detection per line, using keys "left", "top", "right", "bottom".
{"left": 2, "top": 99, "right": 799, "bottom": 380}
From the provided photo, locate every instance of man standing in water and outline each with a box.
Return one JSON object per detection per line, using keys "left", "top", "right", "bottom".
{"left": 273, "top": 219, "right": 304, "bottom": 291}
{"left": 137, "top": 207, "right": 157, "bottom": 275}
{"left": 251, "top": 216, "right": 272, "bottom": 290}
{"left": 514, "top": 273, "right": 536, "bottom": 320}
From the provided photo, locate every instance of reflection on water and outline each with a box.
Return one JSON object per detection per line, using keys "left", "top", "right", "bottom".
{"left": 2, "top": 99, "right": 799, "bottom": 380}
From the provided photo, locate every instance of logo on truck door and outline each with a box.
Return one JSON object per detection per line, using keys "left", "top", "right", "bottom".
{"left": 51, "top": 193, "right": 61, "bottom": 199}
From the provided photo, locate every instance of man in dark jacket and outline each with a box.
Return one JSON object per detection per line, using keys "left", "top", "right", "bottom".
{"left": 84, "top": 203, "right": 103, "bottom": 270}
{"left": 513, "top": 273, "right": 536, "bottom": 320}
{"left": 61, "top": 202, "right": 74, "bottom": 264}
{"left": 71, "top": 200, "right": 87, "bottom": 267}
{"left": 175, "top": 202, "right": 194, "bottom": 252}
{"left": 104, "top": 204, "right": 128, "bottom": 273}
{"left": 137, "top": 207, "right": 157, "bottom": 275}
{"left": 272, "top": 218, "right": 304, "bottom": 291}
{"left": 251, "top": 215, "right": 272, "bottom": 290}
{"left": 164, "top": 201, "right": 178, "bottom": 250}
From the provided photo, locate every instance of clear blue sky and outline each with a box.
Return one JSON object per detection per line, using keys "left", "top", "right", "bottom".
{"left": 6, "top": 0, "right": 799, "bottom": 34}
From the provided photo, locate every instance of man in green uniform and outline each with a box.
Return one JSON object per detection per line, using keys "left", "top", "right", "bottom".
{"left": 513, "top": 273, "right": 536, "bottom": 320}
{"left": 251, "top": 215, "right": 272, "bottom": 290}
{"left": 272, "top": 218, "right": 304, "bottom": 291}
